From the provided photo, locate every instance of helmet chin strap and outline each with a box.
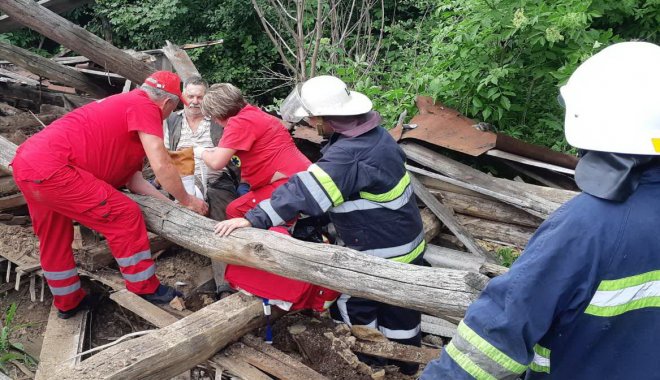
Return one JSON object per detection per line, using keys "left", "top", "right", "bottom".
{"left": 575, "top": 151, "right": 655, "bottom": 201}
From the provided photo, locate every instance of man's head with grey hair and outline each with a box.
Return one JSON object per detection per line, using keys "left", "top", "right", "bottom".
{"left": 201, "top": 83, "right": 247, "bottom": 122}
{"left": 183, "top": 75, "right": 209, "bottom": 118}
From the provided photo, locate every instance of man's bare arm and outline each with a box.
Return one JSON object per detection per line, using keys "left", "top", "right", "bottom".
{"left": 126, "top": 171, "right": 170, "bottom": 202}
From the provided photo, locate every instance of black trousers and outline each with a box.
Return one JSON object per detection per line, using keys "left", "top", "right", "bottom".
{"left": 329, "top": 253, "right": 424, "bottom": 375}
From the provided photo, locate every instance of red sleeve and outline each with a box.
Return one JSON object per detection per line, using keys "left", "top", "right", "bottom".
{"left": 126, "top": 104, "right": 164, "bottom": 138}
{"left": 218, "top": 119, "right": 256, "bottom": 151}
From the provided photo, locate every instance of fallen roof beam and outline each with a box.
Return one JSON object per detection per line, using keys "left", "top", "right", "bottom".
{"left": 54, "top": 293, "right": 265, "bottom": 380}
{"left": 0, "top": 135, "right": 488, "bottom": 319}
{"left": 34, "top": 306, "right": 88, "bottom": 380}
{"left": 0, "top": 0, "right": 155, "bottom": 84}
{"left": 0, "top": 0, "right": 92, "bottom": 33}
{"left": 0, "top": 41, "right": 110, "bottom": 98}
{"left": 0, "top": 82, "right": 94, "bottom": 112}
{"left": 162, "top": 40, "right": 201, "bottom": 83}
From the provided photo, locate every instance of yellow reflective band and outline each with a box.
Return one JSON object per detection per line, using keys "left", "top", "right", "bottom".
{"left": 445, "top": 341, "right": 497, "bottom": 380}
{"left": 652, "top": 138, "right": 660, "bottom": 153}
{"left": 595, "top": 270, "right": 660, "bottom": 291}
{"left": 308, "top": 164, "right": 344, "bottom": 207}
{"left": 390, "top": 240, "right": 426, "bottom": 263}
{"left": 456, "top": 321, "right": 528, "bottom": 374}
{"left": 360, "top": 172, "right": 410, "bottom": 202}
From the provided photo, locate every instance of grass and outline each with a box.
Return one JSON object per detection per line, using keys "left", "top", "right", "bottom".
{"left": 0, "top": 303, "right": 38, "bottom": 375}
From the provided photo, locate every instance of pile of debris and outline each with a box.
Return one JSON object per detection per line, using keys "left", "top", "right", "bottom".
{"left": 0, "top": 1, "right": 580, "bottom": 379}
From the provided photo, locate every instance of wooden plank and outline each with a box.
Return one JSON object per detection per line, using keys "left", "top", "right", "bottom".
{"left": 53, "top": 293, "right": 265, "bottom": 380}
{"left": 423, "top": 244, "right": 508, "bottom": 277}
{"left": 0, "top": 41, "right": 109, "bottom": 97}
{"left": 421, "top": 314, "right": 457, "bottom": 338}
{"left": 109, "top": 289, "right": 180, "bottom": 328}
{"left": 162, "top": 40, "right": 201, "bottom": 82}
{"left": 34, "top": 305, "right": 88, "bottom": 380}
{"left": 1, "top": 135, "right": 488, "bottom": 320}
{"left": 0, "top": 67, "right": 40, "bottom": 85}
{"left": 0, "top": 175, "right": 19, "bottom": 196}
{"left": 402, "top": 142, "right": 562, "bottom": 218}
{"left": 241, "top": 334, "right": 327, "bottom": 379}
{"left": 352, "top": 339, "right": 440, "bottom": 365}
{"left": 410, "top": 173, "right": 493, "bottom": 262}
{"left": 210, "top": 355, "right": 272, "bottom": 380}
{"left": 457, "top": 214, "right": 534, "bottom": 248}
{"left": 486, "top": 149, "right": 575, "bottom": 175}
{"left": 420, "top": 207, "right": 442, "bottom": 242}
{"left": 0, "top": 0, "right": 155, "bottom": 85}
{"left": 227, "top": 343, "right": 323, "bottom": 380}
{"left": 0, "top": 193, "right": 25, "bottom": 210}
{"left": 0, "top": 82, "right": 95, "bottom": 112}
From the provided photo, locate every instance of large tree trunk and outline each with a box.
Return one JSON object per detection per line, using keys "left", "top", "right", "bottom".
{"left": 0, "top": 0, "right": 155, "bottom": 84}
{"left": 0, "top": 135, "right": 488, "bottom": 319}
{"left": 0, "top": 41, "right": 110, "bottom": 97}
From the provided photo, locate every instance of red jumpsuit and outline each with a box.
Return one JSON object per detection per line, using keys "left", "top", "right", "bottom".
{"left": 11, "top": 90, "right": 164, "bottom": 312}
{"left": 219, "top": 105, "right": 337, "bottom": 310}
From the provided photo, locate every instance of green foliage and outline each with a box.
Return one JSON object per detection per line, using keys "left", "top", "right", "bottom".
{"left": 0, "top": 303, "right": 37, "bottom": 375}
{"left": 496, "top": 246, "right": 521, "bottom": 268}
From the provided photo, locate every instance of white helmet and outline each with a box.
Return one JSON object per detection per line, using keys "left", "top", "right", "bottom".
{"left": 561, "top": 41, "right": 660, "bottom": 155}
{"left": 280, "top": 75, "right": 373, "bottom": 122}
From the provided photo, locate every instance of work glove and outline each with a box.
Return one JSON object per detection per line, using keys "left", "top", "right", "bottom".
{"left": 193, "top": 146, "right": 210, "bottom": 161}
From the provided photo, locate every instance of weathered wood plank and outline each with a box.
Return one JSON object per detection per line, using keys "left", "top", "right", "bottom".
{"left": 402, "top": 142, "right": 562, "bottom": 218}
{"left": 0, "top": 0, "right": 155, "bottom": 85}
{"left": 162, "top": 40, "right": 200, "bottom": 83}
{"left": 210, "top": 355, "right": 273, "bottom": 380}
{"left": 420, "top": 207, "right": 442, "bottom": 242}
{"left": 410, "top": 173, "right": 494, "bottom": 262}
{"left": 0, "top": 0, "right": 93, "bottom": 33}
{"left": 0, "top": 112, "right": 62, "bottom": 131}
{"left": 53, "top": 293, "right": 265, "bottom": 380}
{"left": 0, "top": 193, "right": 26, "bottom": 210}
{"left": 226, "top": 343, "right": 320, "bottom": 380}
{"left": 109, "top": 290, "right": 180, "bottom": 328}
{"left": 352, "top": 339, "right": 440, "bottom": 364}
{"left": 241, "top": 334, "right": 327, "bottom": 379}
{"left": 0, "top": 82, "right": 95, "bottom": 112}
{"left": 34, "top": 305, "right": 88, "bottom": 380}
{"left": 424, "top": 244, "right": 508, "bottom": 277}
{"left": 0, "top": 41, "right": 109, "bottom": 97}
{"left": 457, "top": 215, "right": 534, "bottom": 248}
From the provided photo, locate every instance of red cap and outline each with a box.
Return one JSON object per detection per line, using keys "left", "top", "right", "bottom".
{"left": 143, "top": 71, "right": 184, "bottom": 103}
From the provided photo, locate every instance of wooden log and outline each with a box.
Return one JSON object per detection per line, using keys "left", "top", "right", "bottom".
{"left": 0, "top": 82, "right": 95, "bottom": 112}
{"left": 420, "top": 207, "right": 442, "bottom": 242}
{"left": 0, "top": 193, "right": 26, "bottom": 210}
{"left": 0, "top": 0, "right": 155, "bottom": 85}
{"left": 0, "top": 0, "right": 93, "bottom": 33}
{"left": 402, "top": 142, "right": 562, "bottom": 218}
{"left": 410, "top": 173, "right": 494, "bottom": 262}
{"left": 429, "top": 188, "right": 543, "bottom": 228}
{"left": 162, "top": 40, "right": 200, "bottom": 83}
{"left": 0, "top": 175, "right": 19, "bottom": 196}
{"left": 457, "top": 215, "right": 534, "bottom": 248}
{"left": 424, "top": 244, "right": 508, "bottom": 277}
{"left": 421, "top": 314, "right": 457, "bottom": 338}
{"left": 0, "top": 131, "right": 17, "bottom": 173}
{"left": 0, "top": 102, "right": 21, "bottom": 116}
{"left": 0, "top": 41, "right": 109, "bottom": 97}
{"left": 53, "top": 293, "right": 265, "bottom": 380}
{"left": 0, "top": 135, "right": 488, "bottom": 319}
{"left": 0, "top": 112, "right": 62, "bottom": 131}
{"left": 34, "top": 305, "right": 88, "bottom": 380}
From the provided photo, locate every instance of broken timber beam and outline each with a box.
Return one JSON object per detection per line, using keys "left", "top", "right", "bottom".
{"left": 0, "top": 41, "right": 110, "bottom": 98}
{"left": 410, "top": 173, "right": 494, "bottom": 262}
{"left": 53, "top": 293, "right": 265, "bottom": 380}
{"left": 0, "top": 135, "right": 488, "bottom": 319}
{"left": 0, "top": 0, "right": 93, "bottom": 33}
{"left": 162, "top": 40, "right": 201, "bottom": 82}
{"left": 402, "top": 141, "right": 561, "bottom": 218}
{"left": 0, "top": 82, "right": 95, "bottom": 111}
{"left": 0, "top": 0, "right": 155, "bottom": 84}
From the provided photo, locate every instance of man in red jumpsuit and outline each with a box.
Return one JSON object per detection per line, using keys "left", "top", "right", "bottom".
{"left": 11, "top": 71, "right": 208, "bottom": 319}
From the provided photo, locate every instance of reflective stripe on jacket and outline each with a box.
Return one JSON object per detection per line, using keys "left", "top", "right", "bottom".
{"left": 246, "top": 126, "right": 425, "bottom": 263}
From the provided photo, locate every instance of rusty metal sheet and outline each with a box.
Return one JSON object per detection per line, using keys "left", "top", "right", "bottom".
{"left": 401, "top": 97, "right": 496, "bottom": 156}
{"left": 495, "top": 133, "right": 578, "bottom": 169}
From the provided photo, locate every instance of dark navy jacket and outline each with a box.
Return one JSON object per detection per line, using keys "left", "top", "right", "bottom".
{"left": 246, "top": 126, "right": 425, "bottom": 262}
{"left": 422, "top": 166, "right": 660, "bottom": 379}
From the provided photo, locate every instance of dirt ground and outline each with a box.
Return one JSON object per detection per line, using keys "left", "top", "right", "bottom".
{"left": 1, "top": 225, "right": 433, "bottom": 380}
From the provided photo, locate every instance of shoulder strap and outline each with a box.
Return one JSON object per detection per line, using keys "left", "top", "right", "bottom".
{"left": 209, "top": 119, "right": 223, "bottom": 147}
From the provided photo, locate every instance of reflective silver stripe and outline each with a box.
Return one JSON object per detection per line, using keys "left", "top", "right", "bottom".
{"left": 49, "top": 280, "right": 81, "bottom": 296}
{"left": 379, "top": 324, "right": 421, "bottom": 340}
{"left": 532, "top": 353, "right": 550, "bottom": 367}
{"left": 298, "top": 172, "right": 332, "bottom": 211}
{"left": 115, "top": 250, "right": 152, "bottom": 267}
{"left": 259, "top": 199, "right": 285, "bottom": 226}
{"left": 450, "top": 330, "right": 522, "bottom": 379}
{"left": 332, "top": 184, "right": 413, "bottom": 214}
{"left": 122, "top": 263, "right": 156, "bottom": 283}
{"left": 336, "top": 294, "right": 352, "bottom": 326}
{"left": 43, "top": 268, "right": 78, "bottom": 281}
{"left": 361, "top": 231, "right": 425, "bottom": 259}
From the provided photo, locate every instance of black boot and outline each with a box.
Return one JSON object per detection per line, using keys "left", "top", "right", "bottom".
{"left": 57, "top": 293, "right": 100, "bottom": 319}
{"left": 141, "top": 284, "right": 182, "bottom": 304}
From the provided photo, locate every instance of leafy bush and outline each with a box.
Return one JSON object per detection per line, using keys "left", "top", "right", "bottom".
{"left": 0, "top": 303, "right": 38, "bottom": 375}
